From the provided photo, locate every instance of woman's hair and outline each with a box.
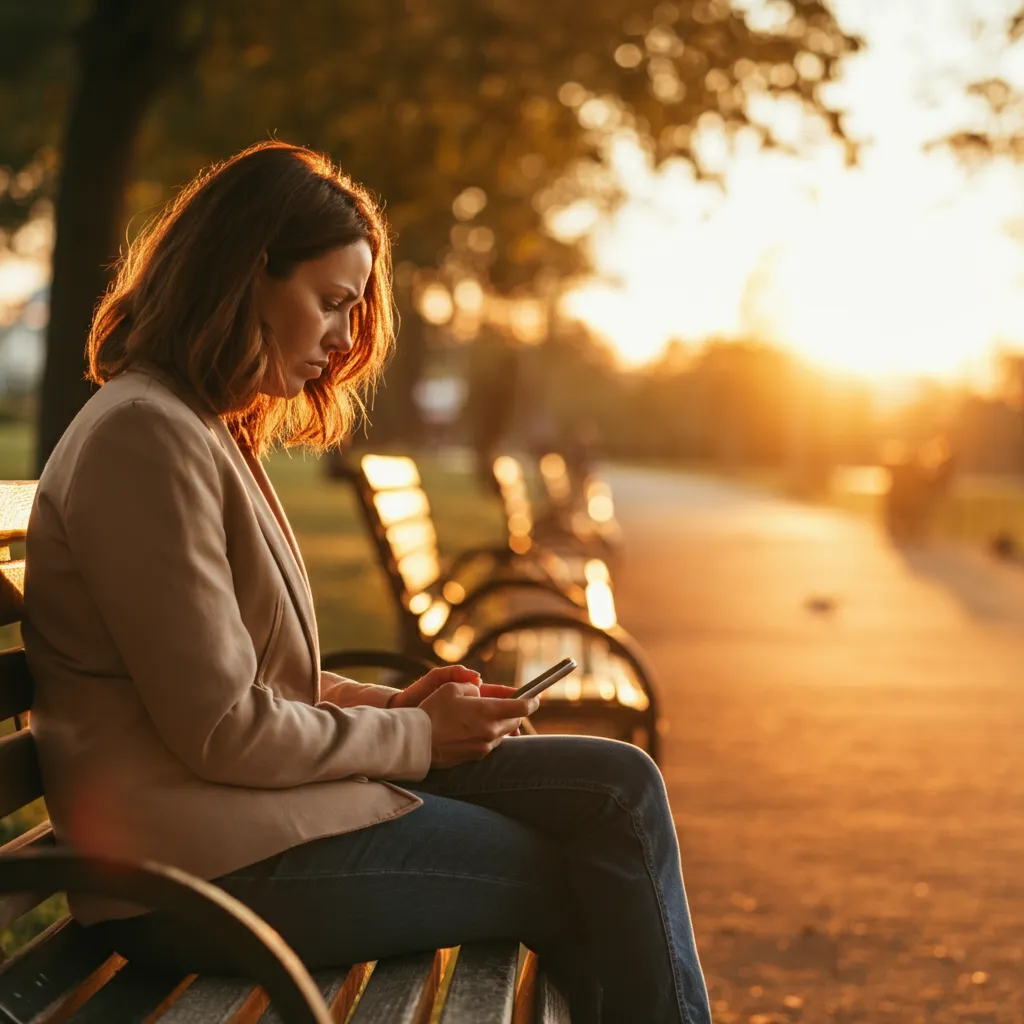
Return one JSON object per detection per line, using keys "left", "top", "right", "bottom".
{"left": 87, "top": 141, "right": 394, "bottom": 456}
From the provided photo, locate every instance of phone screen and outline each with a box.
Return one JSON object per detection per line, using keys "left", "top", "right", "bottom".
{"left": 512, "top": 657, "right": 578, "bottom": 701}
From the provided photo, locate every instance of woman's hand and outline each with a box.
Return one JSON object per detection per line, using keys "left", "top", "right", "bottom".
{"left": 475, "top": 682, "right": 523, "bottom": 735}
{"left": 389, "top": 666, "right": 531, "bottom": 752}
{"left": 389, "top": 665, "right": 482, "bottom": 709}
{"left": 419, "top": 682, "right": 539, "bottom": 768}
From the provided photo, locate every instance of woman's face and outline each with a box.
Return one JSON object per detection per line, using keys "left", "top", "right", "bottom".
{"left": 256, "top": 239, "right": 373, "bottom": 398}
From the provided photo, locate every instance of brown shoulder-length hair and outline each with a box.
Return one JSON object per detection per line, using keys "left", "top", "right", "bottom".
{"left": 87, "top": 140, "right": 395, "bottom": 456}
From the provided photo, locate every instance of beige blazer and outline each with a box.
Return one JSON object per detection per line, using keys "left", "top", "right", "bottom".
{"left": 23, "top": 365, "right": 432, "bottom": 925}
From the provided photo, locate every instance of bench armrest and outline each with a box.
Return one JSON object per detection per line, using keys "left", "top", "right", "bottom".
{"left": 0, "top": 850, "right": 332, "bottom": 1024}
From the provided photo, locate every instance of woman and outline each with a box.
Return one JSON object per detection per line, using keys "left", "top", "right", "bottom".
{"left": 23, "top": 142, "right": 711, "bottom": 1024}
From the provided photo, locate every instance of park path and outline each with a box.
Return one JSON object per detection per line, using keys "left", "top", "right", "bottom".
{"left": 606, "top": 467, "right": 1024, "bottom": 1024}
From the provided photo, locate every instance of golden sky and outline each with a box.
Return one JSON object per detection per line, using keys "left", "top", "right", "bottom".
{"left": 562, "top": 0, "right": 1024, "bottom": 383}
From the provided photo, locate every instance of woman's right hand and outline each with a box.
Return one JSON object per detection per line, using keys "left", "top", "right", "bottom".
{"left": 419, "top": 682, "right": 539, "bottom": 768}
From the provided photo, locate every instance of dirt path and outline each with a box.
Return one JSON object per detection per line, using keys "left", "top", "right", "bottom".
{"left": 608, "top": 467, "right": 1024, "bottom": 1024}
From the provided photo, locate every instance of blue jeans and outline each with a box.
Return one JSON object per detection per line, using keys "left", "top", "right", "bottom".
{"left": 88, "top": 736, "right": 712, "bottom": 1024}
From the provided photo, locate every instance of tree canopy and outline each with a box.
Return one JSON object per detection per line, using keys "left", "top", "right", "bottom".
{"left": 0, "top": 0, "right": 860, "bottom": 462}
{"left": 3, "top": 0, "right": 858, "bottom": 284}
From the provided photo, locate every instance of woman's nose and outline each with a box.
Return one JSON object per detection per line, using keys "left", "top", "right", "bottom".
{"left": 325, "top": 322, "right": 353, "bottom": 354}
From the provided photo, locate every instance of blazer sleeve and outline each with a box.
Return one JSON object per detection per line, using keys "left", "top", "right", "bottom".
{"left": 62, "top": 400, "right": 432, "bottom": 788}
{"left": 320, "top": 671, "right": 402, "bottom": 709}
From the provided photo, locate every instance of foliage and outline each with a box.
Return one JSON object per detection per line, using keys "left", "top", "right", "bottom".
{"left": 939, "top": 8, "right": 1024, "bottom": 161}
{"left": 0, "top": 0, "right": 859, "bottom": 292}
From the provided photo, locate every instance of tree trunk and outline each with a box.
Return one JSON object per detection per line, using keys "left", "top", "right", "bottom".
{"left": 36, "top": 0, "right": 193, "bottom": 472}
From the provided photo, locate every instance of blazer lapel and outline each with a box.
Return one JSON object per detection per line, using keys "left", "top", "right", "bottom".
{"left": 208, "top": 418, "right": 322, "bottom": 693}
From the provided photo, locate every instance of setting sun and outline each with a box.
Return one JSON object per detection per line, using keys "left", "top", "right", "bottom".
{"left": 558, "top": 0, "right": 1024, "bottom": 385}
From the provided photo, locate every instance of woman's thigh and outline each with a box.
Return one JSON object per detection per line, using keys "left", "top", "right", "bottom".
{"left": 405, "top": 734, "right": 670, "bottom": 837}
{"left": 87, "top": 791, "right": 570, "bottom": 975}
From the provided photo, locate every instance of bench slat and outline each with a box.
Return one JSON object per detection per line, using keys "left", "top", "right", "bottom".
{"left": 385, "top": 520, "right": 437, "bottom": 560}
{"left": 0, "top": 560, "right": 26, "bottom": 629}
{"left": 439, "top": 943, "right": 518, "bottom": 1024}
{"left": 65, "top": 960, "right": 188, "bottom": 1022}
{"left": 0, "top": 650, "right": 34, "bottom": 721}
{"left": 256, "top": 967, "right": 351, "bottom": 1023}
{"left": 0, "top": 918, "right": 117, "bottom": 1022}
{"left": 348, "top": 952, "right": 436, "bottom": 1024}
{"left": 161, "top": 966, "right": 354, "bottom": 1024}
{"left": 155, "top": 977, "right": 260, "bottom": 1023}
{"left": 360, "top": 456, "right": 420, "bottom": 491}
{"left": 0, "top": 729, "right": 43, "bottom": 820}
{"left": 0, "top": 484, "right": 35, "bottom": 546}
{"left": 534, "top": 969, "right": 571, "bottom": 1024}
{"left": 256, "top": 966, "right": 352, "bottom": 1024}
{"left": 373, "top": 490, "right": 430, "bottom": 528}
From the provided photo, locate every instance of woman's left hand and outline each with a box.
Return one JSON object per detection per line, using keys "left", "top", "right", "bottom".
{"left": 390, "top": 666, "right": 523, "bottom": 733}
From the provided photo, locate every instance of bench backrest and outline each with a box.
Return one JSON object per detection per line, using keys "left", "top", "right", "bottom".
{"left": 537, "top": 453, "right": 619, "bottom": 553}
{"left": 491, "top": 456, "right": 535, "bottom": 555}
{"left": 540, "top": 451, "right": 615, "bottom": 522}
{"left": 0, "top": 480, "right": 57, "bottom": 937}
{"left": 537, "top": 452, "right": 573, "bottom": 509}
{"left": 344, "top": 456, "right": 452, "bottom": 654}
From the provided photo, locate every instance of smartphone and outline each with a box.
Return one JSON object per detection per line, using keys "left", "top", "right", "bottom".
{"left": 512, "top": 657, "right": 578, "bottom": 702}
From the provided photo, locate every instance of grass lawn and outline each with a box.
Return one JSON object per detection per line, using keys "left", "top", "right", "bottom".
{"left": 0, "top": 422, "right": 32, "bottom": 479}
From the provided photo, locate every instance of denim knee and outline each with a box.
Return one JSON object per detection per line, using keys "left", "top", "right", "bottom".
{"left": 545, "top": 736, "right": 668, "bottom": 820}
{"left": 598, "top": 740, "right": 667, "bottom": 818}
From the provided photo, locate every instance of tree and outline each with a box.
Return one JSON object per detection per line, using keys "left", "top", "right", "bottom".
{"left": 0, "top": 0, "right": 860, "bottom": 468}
{"left": 938, "top": 10, "right": 1024, "bottom": 161}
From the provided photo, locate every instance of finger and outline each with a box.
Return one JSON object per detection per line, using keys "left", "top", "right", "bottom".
{"left": 424, "top": 665, "right": 481, "bottom": 687}
{"left": 490, "top": 717, "right": 522, "bottom": 740}
{"left": 479, "top": 683, "right": 518, "bottom": 699}
{"left": 443, "top": 681, "right": 483, "bottom": 699}
{"left": 473, "top": 696, "right": 540, "bottom": 718}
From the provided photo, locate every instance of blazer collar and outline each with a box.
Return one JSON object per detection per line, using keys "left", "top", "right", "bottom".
{"left": 127, "top": 365, "right": 321, "bottom": 692}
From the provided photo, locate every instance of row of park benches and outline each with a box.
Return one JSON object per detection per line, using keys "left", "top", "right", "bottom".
{"left": 0, "top": 449, "right": 661, "bottom": 1022}
{"left": 327, "top": 451, "right": 659, "bottom": 760}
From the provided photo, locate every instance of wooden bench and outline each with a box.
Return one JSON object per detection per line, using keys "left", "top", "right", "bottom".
{"left": 490, "top": 455, "right": 615, "bottom": 586}
{"left": 0, "top": 480, "right": 571, "bottom": 1022}
{"left": 331, "top": 455, "right": 662, "bottom": 761}
{"left": 532, "top": 453, "right": 621, "bottom": 563}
